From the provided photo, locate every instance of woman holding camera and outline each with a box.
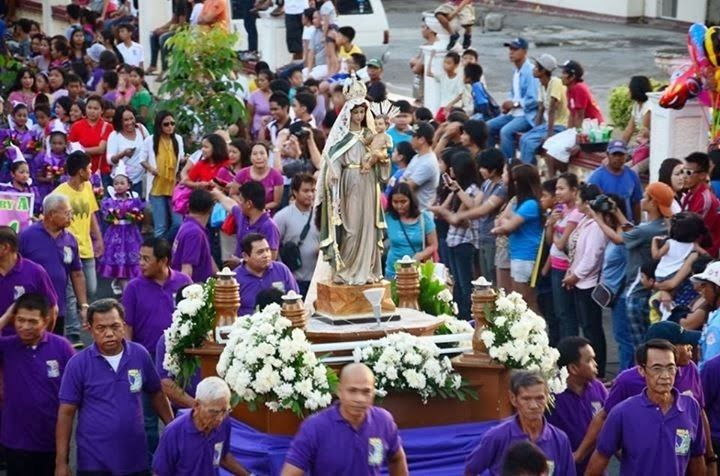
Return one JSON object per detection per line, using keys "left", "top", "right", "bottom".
{"left": 563, "top": 183, "right": 609, "bottom": 378}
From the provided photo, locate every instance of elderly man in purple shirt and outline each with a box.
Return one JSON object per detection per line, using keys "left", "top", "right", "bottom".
{"left": 465, "top": 370, "right": 575, "bottom": 476}
{"left": 0, "top": 226, "right": 58, "bottom": 334}
{"left": 587, "top": 339, "right": 707, "bottom": 475}
{"left": 0, "top": 293, "right": 74, "bottom": 476}
{"left": 153, "top": 376, "right": 250, "bottom": 476}
{"left": 281, "top": 363, "right": 408, "bottom": 476}
{"left": 55, "top": 299, "right": 174, "bottom": 476}
{"left": 546, "top": 336, "right": 607, "bottom": 475}
{"left": 19, "top": 193, "right": 89, "bottom": 343}
{"left": 172, "top": 189, "right": 218, "bottom": 283}
{"left": 235, "top": 233, "right": 298, "bottom": 316}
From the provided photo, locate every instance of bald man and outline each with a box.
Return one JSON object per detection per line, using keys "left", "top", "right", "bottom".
{"left": 281, "top": 363, "right": 408, "bottom": 476}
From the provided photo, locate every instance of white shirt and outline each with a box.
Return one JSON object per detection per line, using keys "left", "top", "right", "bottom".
{"left": 285, "top": 0, "right": 309, "bottom": 15}
{"left": 116, "top": 41, "right": 145, "bottom": 67}
{"left": 302, "top": 26, "right": 316, "bottom": 42}
{"left": 656, "top": 240, "right": 695, "bottom": 279}
{"left": 511, "top": 69, "right": 523, "bottom": 117}
{"left": 106, "top": 125, "right": 149, "bottom": 184}
{"left": 102, "top": 350, "right": 124, "bottom": 372}
{"left": 190, "top": 3, "right": 204, "bottom": 25}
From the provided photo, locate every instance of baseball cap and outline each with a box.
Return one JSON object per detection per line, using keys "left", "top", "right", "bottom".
{"left": 606, "top": 140, "right": 628, "bottom": 154}
{"left": 413, "top": 122, "right": 435, "bottom": 143}
{"left": 367, "top": 58, "right": 383, "bottom": 69}
{"left": 87, "top": 43, "right": 106, "bottom": 63}
{"left": 645, "top": 182, "right": 674, "bottom": 218}
{"left": 644, "top": 321, "right": 701, "bottom": 346}
{"left": 532, "top": 53, "right": 557, "bottom": 72}
{"left": 691, "top": 261, "right": 720, "bottom": 287}
{"left": 503, "top": 38, "right": 529, "bottom": 50}
{"left": 561, "top": 60, "right": 584, "bottom": 79}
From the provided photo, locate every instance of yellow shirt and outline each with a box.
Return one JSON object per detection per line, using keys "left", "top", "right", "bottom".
{"left": 540, "top": 76, "right": 569, "bottom": 128}
{"left": 152, "top": 136, "right": 177, "bottom": 196}
{"left": 338, "top": 44, "right": 363, "bottom": 60}
{"left": 53, "top": 182, "right": 99, "bottom": 259}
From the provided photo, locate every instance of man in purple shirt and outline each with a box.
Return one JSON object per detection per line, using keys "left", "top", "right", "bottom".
{"left": 153, "top": 376, "right": 250, "bottom": 476}
{"left": 19, "top": 194, "right": 89, "bottom": 344}
{"left": 212, "top": 181, "right": 281, "bottom": 266}
{"left": 235, "top": 233, "right": 299, "bottom": 316}
{"left": 56, "top": 299, "right": 174, "bottom": 476}
{"left": 465, "top": 370, "right": 575, "bottom": 476}
{"left": 281, "top": 363, "right": 408, "bottom": 476}
{"left": 0, "top": 226, "right": 59, "bottom": 335}
{"left": 702, "top": 352, "right": 720, "bottom": 463}
{"left": 0, "top": 293, "right": 74, "bottom": 475}
{"left": 172, "top": 189, "right": 218, "bottom": 283}
{"left": 574, "top": 321, "right": 707, "bottom": 464}
{"left": 587, "top": 339, "right": 706, "bottom": 475}
{"left": 124, "top": 237, "right": 192, "bottom": 457}
{"left": 546, "top": 336, "right": 607, "bottom": 475}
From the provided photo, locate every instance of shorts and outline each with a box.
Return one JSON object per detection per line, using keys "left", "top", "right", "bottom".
{"left": 285, "top": 13, "right": 303, "bottom": 54}
{"left": 510, "top": 259, "right": 535, "bottom": 284}
{"left": 434, "top": 3, "right": 476, "bottom": 27}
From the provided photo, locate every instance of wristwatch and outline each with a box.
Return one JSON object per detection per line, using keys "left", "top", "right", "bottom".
{"left": 80, "top": 303, "right": 90, "bottom": 309}
{"left": 513, "top": 101, "right": 520, "bottom": 108}
{"left": 707, "top": 454, "right": 719, "bottom": 463}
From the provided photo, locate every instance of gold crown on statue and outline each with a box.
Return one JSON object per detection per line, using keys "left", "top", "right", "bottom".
{"left": 343, "top": 75, "right": 367, "bottom": 101}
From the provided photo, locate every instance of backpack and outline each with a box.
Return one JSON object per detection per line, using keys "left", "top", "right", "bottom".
{"left": 471, "top": 82, "right": 500, "bottom": 120}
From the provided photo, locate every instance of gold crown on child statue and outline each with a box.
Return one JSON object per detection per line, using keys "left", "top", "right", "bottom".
{"left": 343, "top": 75, "right": 367, "bottom": 101}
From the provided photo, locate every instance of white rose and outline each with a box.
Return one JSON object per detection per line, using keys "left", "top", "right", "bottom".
{"left": 182, "top": 284, "right": 204, "bottom": 300}
{"left": 177, "top": 298, "right": 202, "bottom": 316}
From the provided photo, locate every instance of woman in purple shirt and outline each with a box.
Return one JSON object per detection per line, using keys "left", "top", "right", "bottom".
{"left": 234, "top": 142, "right": 283, "bottom": 213}
{"left": 247, "top": 70, "right": 273, "bottom": 139}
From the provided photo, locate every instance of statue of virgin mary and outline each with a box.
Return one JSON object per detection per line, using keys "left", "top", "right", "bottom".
{"left": 315, "top": 77, "right": 391, "bottom": 285}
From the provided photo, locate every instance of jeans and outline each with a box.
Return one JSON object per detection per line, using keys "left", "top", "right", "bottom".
{"left": 149, "top": 195, "right": 182, "bottom": 242}
{"left": 448, "top": 243, "right": 476, "bottom": 320}
{"left": 142, "top": 372, "right": 159, "bottom": 463}
{"left": 626, "top": 289, "right": 651, "bottom": 348}
{"left": 65, "top": 258, "right": 97, "bottom": 340}
{"left": 477, "top": 240, "right": 495, "bottom": 284}
{"left": 575, "top": 287, "right": 607, "bottom": 378}
{"left": 486, "top": 114, "right": 532, "bottom": 160}
{"left": 245, "top": 15, "right": 258, "bottom": 52}
{"left": 611, "top": 294, "right": 635, "bottom": 371}
{"left": 518, "top": 124, "right": 566, "bottom": 164}
{"left": 551, "top": 268, "right": 578, "bottom": 339}
{"left": 149, "top": 30, "right": 174, "bottom": 70}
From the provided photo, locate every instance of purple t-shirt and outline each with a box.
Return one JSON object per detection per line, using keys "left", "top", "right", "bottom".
{"left": 597, "top": 389, "right": 705, "bottom": 475}
{"left": 0, "top": 256, "right": 58, "bottom": 336}
{"left": 604, "top": 363, "right": 704, "bottom": 413}
{"left": 231, "top": 206, "right": 281, "bottom": 257}
{"left": 0, "top": 332, "right": 74, "bottom": 452}
{"left": 284, "top": 404, "right": 402, "bottom": 476}
{"left": 546, "top": 379, "right": 607, "bottom": 475}
{"left": 155, "top": 337, "right": 201, "bottom": 401}
{"left": 235, "top": 261, "right": 299, "bottom": 316}
{"left": 234, "top": 167, "right": 283, "bottom": 209}
{"left": 465, "top": 415, "right": 576, "bottom": 476}
{"left": 171, "top": 216, "right": 214, "bottom": 284}
{"left": 19, "top": 223, "right": 82, "bottom": 317}
{"left": 123, "top": 270, "right": 192, "bottom": 353}
{"left": 59, "top": 340, "right": 162, "bottom": 474}
{"left": 701, "top": 353, "right": 720, "bottom": 442}
{"left": 152, "top": 410, "right": 231, "bottom": 476}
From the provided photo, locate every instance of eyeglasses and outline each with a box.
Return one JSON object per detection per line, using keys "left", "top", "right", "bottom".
{"left": 683, "top": 169, "right": 700, "bottom": 176}
{"left": 204, "top": 407, "right": 231, "bottom": 418}
{"left": 162, "top": 121, "right": 175, "bottom": 127}
{"left": 644, "top": 364, "right": 678, "bottom": 376}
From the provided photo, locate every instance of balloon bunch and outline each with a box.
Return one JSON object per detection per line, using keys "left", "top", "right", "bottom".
{"left": 660, "top": 24, "right": 720, "bottom": 145}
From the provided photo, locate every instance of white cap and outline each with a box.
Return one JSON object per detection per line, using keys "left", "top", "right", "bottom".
{"left": 691, "top": 261, "right": 720, "bottom": 287}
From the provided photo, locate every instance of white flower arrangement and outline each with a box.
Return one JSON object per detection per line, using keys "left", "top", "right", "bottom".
{"left": 480, "top": 291, "right": 568, "bottom": 395}
{"left": 353, "top": 332, "right": 473, "bottom": 403}
{"left": 217, "top": 303, "right": 338, "bottom": 417}
{"left": 436, "top": 314, "right": 474, "bottom": 349}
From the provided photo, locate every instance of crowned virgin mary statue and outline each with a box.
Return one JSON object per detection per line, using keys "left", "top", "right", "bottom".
{"left": 315, "top": 77, "right": 391, "bottom": 285}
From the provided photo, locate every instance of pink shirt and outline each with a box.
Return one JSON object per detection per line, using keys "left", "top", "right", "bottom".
{"left": 549, "top": 206, "right": 584, "bottom": 271}
{"left": 569, "top": 216, "right": 608, "bottom": 290}
{"left": 234, "top": 167, "right": 283, "bottom": 208}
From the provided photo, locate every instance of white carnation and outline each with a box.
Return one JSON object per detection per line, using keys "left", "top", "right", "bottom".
{"left": 182, "top": 284, "right": 204, "bottom": 301}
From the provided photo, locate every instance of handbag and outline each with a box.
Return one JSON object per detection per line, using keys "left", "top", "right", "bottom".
{"left": 591, "top": 282, "right": 615, "bottom": 309}
{"left": 171, "top": 184, "right": 193, "bottom": 215}
{"left": 210, "top": 202, "right": 228, "bottom": 228}
{"left": 279, "top": 208, "right": 313, "bottom": 272}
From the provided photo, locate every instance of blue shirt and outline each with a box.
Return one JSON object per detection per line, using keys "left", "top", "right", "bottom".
{"left": 601, "top": 241, "right": 627, "bottom": 295}
{"left": 700, "top": 308, "right": 720, "bottom": 370}
{"left": 508, "top": 199, "right": 542, "bottom": 261}
{"left": 587, "top": 165, "right": 643, "bottom": 221}
{"left": 385, "top": 211, "right": 435, "bottom": 278}
{"left": 387, "top": 126, "right": 412, "bottom": 175}
{"left": 507, "top": 59, "right": 539, "bottom": 126}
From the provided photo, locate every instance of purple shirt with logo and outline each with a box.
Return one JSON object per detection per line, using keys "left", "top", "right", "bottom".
{"left": 0, "top": 332, "right": 74, "bottom": 452}
{"left": 284, "top": 403, "right": 402, "bottom": 476}
{"left": 232, "top": 206, "right": 280, "bottom": 257}
{"left": 171, "top": 216, "right": 214, "bottom": 283}
{"left": 604, "top": 363, "right": 704, "bottom": 413}
{"left": 155, "top": 337, "right": 201, "bottom": 401}
{"left": 546, "top": 378, "right": 607, "bottom": 475}
{"left": 465, "top": 415, "right": 576, "bottom": 476}
{"left": 19, "top": 222, "right": 82, "bottom": 317}
{"left": 123, "top": 270, "right": 192, "bottom": 353}
{"left": 152, "top": 410, "right": 231, "bottom": 476}
{"left": 0, "top": 256, "right": 58, "bottom": 336}
{"left": 701, "top": 353, "right": 720, "bottom": 442}
{"left": 597, "top": 389, "right": 705, "bottom": 475}
{"left": 235, "top": 261, "right": 299, "bottom": 316}
{"left": 58, "top": 340, "right": 162, "bottom": 474}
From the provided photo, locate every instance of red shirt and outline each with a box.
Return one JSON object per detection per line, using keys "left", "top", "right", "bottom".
{"left": 567, "top": 82, "right": 604, "bottom": 123}
{"left": 682, "top": 182, "right": 720, "bottom": 257}
{"left": 188, "top": 158, "right": 229, "bottom": 182}
{"left": 67, "top": 119, "right": 112, "bottom": 175}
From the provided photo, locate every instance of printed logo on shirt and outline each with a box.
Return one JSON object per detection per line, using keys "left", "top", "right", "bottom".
{"left": 591, "top": 401, "right": 602, "bottom": 416}
{"left": 271, "top": 281, "right": 286, "bottom": 292}
{"left": 46, "top": 360, "right": 60, "bottom": 378}
{"left": 675, "top": 428, "right": 691, "bottom": 456}
{"left": 547, "top": 460, "right": 555, "bottom": 475}
{"left": 13, "top": 285, "right": 25, "bottom": 301}
{"left": 63, "top": 246, "right": 73, "bottom": 265}
{"left": 213, "top": 442, "right": 223, "bottom": 467}
{"left": 128, "top": 369, "right": 142, "bottom": 393}
{"left": 708, "top": 332, "right": 717, "bottom": 346}
{"left": 368, "top": 437, "right": 384, "bottom": 466}
{"left": 681, "top": 390, "right": 694, "bottom": 397}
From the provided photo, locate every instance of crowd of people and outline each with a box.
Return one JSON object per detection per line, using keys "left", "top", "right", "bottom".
{"left": 0, "top": 0, "right": 720, "bottom": 474}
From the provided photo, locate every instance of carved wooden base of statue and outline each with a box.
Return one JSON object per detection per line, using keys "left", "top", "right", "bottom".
{"left": 395, "top": 257, "right": 420, "bottom": 310}
{"left": 313, "top": 280, "right": 399, "bottom": 324}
